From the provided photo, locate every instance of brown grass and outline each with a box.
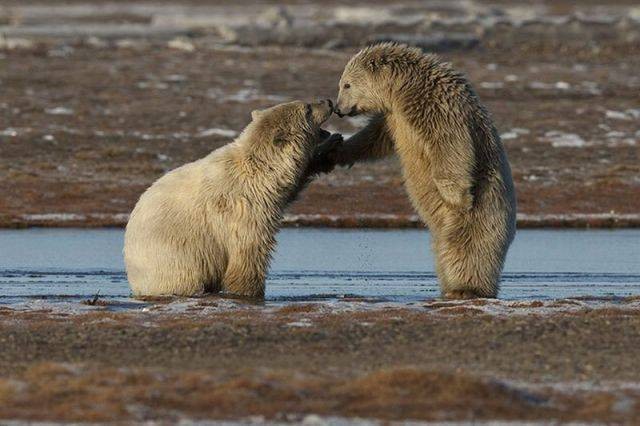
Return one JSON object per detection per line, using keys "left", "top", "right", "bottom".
{"left": 2, "top": 363, "right": 638, "bottom": 423}
{"left": 1, "top": 305, "right": 640, "bottom": 422}
{"left": 0, "top": 364, "right": 553, "bottom": 422}
{"left": 274, "top": 304, "right": 320, "bottom": 315}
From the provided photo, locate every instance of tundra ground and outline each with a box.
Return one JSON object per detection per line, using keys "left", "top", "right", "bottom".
{"left": 1, "top": 0, "right": 639, "bottom": 228}
{"left": 1, "top": 298, "right": 640, "bottom": 423}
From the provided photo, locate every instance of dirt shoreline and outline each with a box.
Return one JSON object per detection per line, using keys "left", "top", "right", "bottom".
{"left": 2, "top": 212, "right": 640, "bottom": 229}
{"left": 1, "top": 300, "right": 640, "bottom": 423}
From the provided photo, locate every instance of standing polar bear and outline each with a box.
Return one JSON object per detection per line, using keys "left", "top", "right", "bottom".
{"left": 124, "top": 100, "right": 337, "bottom": 298}
{"left": 333, "top": 43, "right": 516, "bottom": 299}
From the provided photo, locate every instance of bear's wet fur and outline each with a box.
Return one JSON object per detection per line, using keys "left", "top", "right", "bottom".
{"left": 334, "top": 43, "right": 516, "bottom": 299}
{"left": 124, "top": 100, "right": 338, "bottom": 298}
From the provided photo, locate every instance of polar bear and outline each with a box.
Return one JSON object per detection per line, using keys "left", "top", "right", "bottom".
{"left": 124, "top": 100, "right": 337, "bottom": 298}
{"left": 333, "top": 43, "right": 516, "bottom": 299}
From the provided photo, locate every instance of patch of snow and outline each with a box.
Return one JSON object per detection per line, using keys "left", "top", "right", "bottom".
{"left": 281, "top": 213, "right": 422, "bottom": 226}
{"left": 501, "top": 132, "right": 518, "bottom": 140}
{"left": 168, "top": 37, "right": 195, "bottom": 52}
{"left": 543, "top": 131, "right": 586, "bottom": 148}
{"left": 257, "top": 6, "right": 294, "bottom": 30}
{"left": 45, "top": 106, "right": 74, "bottom": 115}
{"left": 137, "top": 81, "right": 169, "bottom": 90}
{"left": 529, "top": 81, "right": 552, "bottom": 90}
{"left": 229, "top": 89, "right": 286, "bottom": 103}
{"left": 606, "top": 131, "right": 626, "bottom": 138}
{"left": 517, "top": 380, "right": 640, "bottom": 394}
{"left": 0, "top": 128, "right": 18, "bottom": 137}
{"left": 0, "top": 37, "right": 34, "bottom": 50}
{"left": 207, "top": 88, "right": 288, "bottom": 103}
{"left": 197, "top": 128, "right": 238, "bottom": 138}
{"left": 517, "top": 212, "right": 640, "bottom": 222}
{"left": 480, "top": 81, "right": 504, "bottom": 89}
{"left": 606, "top": 110, "right": 632, "bottom": 121}
{"left": 115, "top": 39, "right": 144, "bottom": 49}
{"left": 48, "top": 45, "right": 74, "bottom": 58}
{"left": 529, "top": 81, "right": 571, "bottom": 91}
{"left": 580, "top": 81, "right": 601, "bottom": 95}
{"left": 287, "top": 319, "right": 313, "bottom": 327}
{"left": 85, "top": 36, "right": 107, "bottom": 48}
{"left": 500, "top": 128, "right": 530, "bottom": 140}
{"left": 21, "top": 213, "right": 85, "bottom": 222}
{"left": 333, "top": 7, "right": 395, "bottom": 25}
{"left": 20, "top": 212, "right": 129, "bottom": 223}
{"left": 424, "top": 297, "right": 640, "bottom": 317}
{"left": 626, "top": 109, "right": 640, "bottom": 119}
{"left": 164, "top": 74, "right": 187, "bottom": 82}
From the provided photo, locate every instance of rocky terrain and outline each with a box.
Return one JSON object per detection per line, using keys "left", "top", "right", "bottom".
{"left": 1, "top": 0, "right": 639, "bottom": 229}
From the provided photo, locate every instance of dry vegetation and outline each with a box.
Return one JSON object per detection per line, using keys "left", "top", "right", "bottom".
{"left": 1, "top": 302, "right": 640, "bottom": 422}
{"left": 1, "top": 0, "right": 639, "bottom": 228}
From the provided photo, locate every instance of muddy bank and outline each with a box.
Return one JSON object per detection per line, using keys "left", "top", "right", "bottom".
{"left": 1, "top": 300, "right": 639, "bottom": 423}
{"left": 3, "top": 212, "right": 640, "bottom": 229}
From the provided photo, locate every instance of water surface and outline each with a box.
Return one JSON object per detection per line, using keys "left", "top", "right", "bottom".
{"left": 0, "top": 228, "right": 638, "bottom": 309}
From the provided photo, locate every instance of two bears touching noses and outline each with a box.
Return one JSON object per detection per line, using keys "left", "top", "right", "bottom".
{"left": 124, "top": 43, "right": 517, "bottom": 301}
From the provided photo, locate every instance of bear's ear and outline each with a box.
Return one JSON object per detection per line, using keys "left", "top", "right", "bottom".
{"left": 251, "top": 109, "right": 264, "bottom": 120}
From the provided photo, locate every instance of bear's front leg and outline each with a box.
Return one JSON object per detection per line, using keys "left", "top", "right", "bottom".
{"left": 286, "top": 131, "right": 343, "bottom": 206}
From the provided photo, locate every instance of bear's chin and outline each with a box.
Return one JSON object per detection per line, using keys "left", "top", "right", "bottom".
{"left": 336, "top": 106, "right": 361, "bottom": 118}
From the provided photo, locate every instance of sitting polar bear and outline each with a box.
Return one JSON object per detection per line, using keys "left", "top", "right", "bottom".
{"left": 124, "top": 100, "right": 337, "bottom": 298}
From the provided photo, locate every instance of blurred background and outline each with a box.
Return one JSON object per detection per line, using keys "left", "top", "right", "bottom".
{"left": 1, "top": 0, "right": 639, "bottom": 228}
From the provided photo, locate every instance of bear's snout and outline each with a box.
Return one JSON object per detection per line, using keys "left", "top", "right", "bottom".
{"left": 334, "top": 105, "right": 357, "bottom": 118}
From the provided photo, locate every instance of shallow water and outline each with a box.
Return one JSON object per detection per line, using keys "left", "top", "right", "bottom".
{"left": 0, "top": 228, "right": 638, "bottom": 310}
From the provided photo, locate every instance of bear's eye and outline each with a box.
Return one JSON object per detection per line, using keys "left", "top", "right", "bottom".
{"left": 343, "top": 83, "right": 351, "bottom": 89}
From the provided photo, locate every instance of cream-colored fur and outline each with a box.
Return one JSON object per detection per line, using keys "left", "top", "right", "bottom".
{"left": 334, "top": 43, "right": 516, "bottom": 299}
{"left": 124, "top": 100, "right": 334, "bottom": 298}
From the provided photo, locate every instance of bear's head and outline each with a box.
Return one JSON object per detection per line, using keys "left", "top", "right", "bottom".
{"left": 335, "top": 43, "right": 423, "bottom": 117}
{"left": 247, "top": 99, "right": 334, "bottom": 154}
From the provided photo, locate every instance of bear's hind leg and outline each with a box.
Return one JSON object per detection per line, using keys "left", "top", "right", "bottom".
{"left": 222, "top": 265, "right": 266, "bottom": 299}
{"left": 221, "top": 240, "right": 271, "bottom": 299}
{"left": 434, "top": 227, "right": 501, "bottom": 300}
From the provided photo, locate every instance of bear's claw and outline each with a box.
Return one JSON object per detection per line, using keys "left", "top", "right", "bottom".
{"left": 307, "top": 132, "right": 343, "bottom": 176}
